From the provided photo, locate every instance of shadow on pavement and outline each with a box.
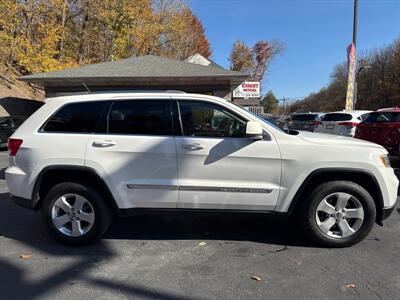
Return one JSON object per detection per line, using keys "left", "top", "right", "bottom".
{"left": 0, "top": 192, "right": 201, "bottom": 300}
{"left": 0, "top": 162, "right": 399, "bottom": 299}
{"left": 105, "top": 211, "right": 310, "bottom": 247}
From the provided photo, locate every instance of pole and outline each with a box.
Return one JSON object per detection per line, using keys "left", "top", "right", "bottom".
{"left": 353, "top": 0, "right": 358, "bottom": 47}
{"left": 352, "top": 0, "right": 358, "bottom": 109}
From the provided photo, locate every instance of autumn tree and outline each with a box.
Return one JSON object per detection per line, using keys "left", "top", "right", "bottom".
{"left": 0, "top": 0, "right": 75, "bottom": 73}
{"left": 167, "top": 7, "right": 211, "bottom": 59}
{"left": 229, "top": 41, "right": 254, "bottom": 73}
{"left": 229, "top": 40, "right": 283, "bottom": 88}
{"left": 0, "top": 0, "right": 211, "bottom": 74}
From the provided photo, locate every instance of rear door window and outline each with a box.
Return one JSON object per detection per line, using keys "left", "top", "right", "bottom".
{"left": 322, "top": 113, "right": 352, "bottom": 122}
{"left": 108, "top": 100, "right": 173, "bottom": 136}
{"left": 42, "top": 101, "right": 107, "bottom": 133}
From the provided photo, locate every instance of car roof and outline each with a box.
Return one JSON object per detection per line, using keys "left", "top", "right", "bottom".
{"left": 325, "top": 110, "right": 372, "bottom": 117}
{"left": 377, "top": 106, "right": 400, "bottom": 112}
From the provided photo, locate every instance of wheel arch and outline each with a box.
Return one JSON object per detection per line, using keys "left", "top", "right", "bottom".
{"left": 32, "top": 165, "right": 119, "bottom": 212}
{"left": 288, "top": 168, "right": 384, "bottom": 224}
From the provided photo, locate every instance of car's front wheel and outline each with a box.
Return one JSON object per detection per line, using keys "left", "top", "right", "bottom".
{"left": 41, "top": 182, "right": 113, "bottom": 246}
{"left": 301, "top": 180, "right": 376, "bottom": 247}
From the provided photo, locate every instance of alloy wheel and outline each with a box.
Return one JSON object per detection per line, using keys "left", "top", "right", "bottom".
{"left": 315, "top": 192, "right": 364, "bottom": 239}
{"left": 51, "top": 193, "right": 95, "bottom": 237}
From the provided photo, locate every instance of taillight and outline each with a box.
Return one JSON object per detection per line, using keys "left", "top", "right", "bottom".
{"left": 337, "top": 121, "right": 358, "bottom": 129}
{"left": 314, "top": 120, "right": 322, "bottom": 128}
{"left": 8, "top": 138, "right": 23, "bottom": 156}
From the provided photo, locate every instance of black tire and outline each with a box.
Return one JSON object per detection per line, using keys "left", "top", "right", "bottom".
{"left": 300, "top": 180, "right": 376, "bottom": 248}
{"left": 41, "top": 182, "right": 113, "bottom": 246}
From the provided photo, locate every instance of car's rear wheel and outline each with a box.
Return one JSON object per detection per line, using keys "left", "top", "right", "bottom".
{"left": 301, "top": 181, "right": 376, "bottom": 247}
{"left": 41, "top": 182, "right": 113, "bottom": 246}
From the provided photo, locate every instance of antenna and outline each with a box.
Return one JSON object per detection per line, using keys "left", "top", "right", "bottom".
{"left": 81, "top": 82, "right": 91, "bottom": 93}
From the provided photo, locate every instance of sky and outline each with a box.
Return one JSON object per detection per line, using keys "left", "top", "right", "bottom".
{"left": 188, "top": 0, "right": 400, "bottom": 101}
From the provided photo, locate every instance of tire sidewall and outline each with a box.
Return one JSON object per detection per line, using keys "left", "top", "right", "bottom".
{"left": 41, "top": 182, "right": 111, "bottom": 246}
{"left": 304, "top": 181, "right": 376, "bottom": 247}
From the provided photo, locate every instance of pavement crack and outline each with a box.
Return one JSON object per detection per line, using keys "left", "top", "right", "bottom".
{"left": 335, "top": 256, "right": 384, "bottom": 300}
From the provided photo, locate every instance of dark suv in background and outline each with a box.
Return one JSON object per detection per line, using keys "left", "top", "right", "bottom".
{"left": 289, "top": 113, "right": 323, "bottom": 132}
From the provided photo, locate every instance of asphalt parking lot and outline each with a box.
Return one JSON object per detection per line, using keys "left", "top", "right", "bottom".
{"left": 0, "top": 151, "right": 400, "bottom": 299}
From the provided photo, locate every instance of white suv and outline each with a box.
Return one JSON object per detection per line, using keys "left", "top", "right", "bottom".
{"left": 315, "top": 110, "right": 371, "bottom": 137}
{"left": 5, "top": 92, "right": 399, "bottom": 247}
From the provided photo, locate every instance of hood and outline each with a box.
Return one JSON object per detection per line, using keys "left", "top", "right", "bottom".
{"left": 298, "top": 131, "right": 386, "bottom": 152}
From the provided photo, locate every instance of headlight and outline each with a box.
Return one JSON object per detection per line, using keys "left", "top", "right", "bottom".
{"left": 379, "top": 154, "right": 391, "bottom": 167}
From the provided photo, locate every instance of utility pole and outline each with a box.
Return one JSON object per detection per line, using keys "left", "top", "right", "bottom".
{"left": 352, "top": 0, "right": 359, "bottom": 110}
{"left": 281, "top": 97, "right": 287, "bottom": 115}
{"left": 353, "top": 0, "right": 358, "bottom": 48}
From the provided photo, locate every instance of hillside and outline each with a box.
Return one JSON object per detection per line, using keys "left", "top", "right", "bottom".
{"left": 289, "top": 37, "right": 400, "bottom": 112}
{"left": 0, "top": 63, "right": 44, "bottom": 101}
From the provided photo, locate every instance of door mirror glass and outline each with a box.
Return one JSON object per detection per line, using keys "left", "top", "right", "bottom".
{"left": 246, "top": 121, "right": 263, "bottom": 140}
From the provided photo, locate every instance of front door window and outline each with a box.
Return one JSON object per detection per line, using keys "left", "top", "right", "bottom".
{"left": 178, "top": 101, "right": 246, "bottom": 138}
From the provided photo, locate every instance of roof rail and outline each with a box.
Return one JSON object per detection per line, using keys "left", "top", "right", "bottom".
{"left": 48, "top": 90, "right": 187, "bottom": 97}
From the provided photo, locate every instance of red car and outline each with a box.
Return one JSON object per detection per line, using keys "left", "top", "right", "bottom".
{"left": 355, "top": 107, "right": 400, "bottom": 156}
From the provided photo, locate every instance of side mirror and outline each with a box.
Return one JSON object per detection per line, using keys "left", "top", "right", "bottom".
{"left": 246, "top": 121, "right": 263, "bottom": 140}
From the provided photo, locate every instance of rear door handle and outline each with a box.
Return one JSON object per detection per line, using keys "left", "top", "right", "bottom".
{"left": 181, "top": 143, "right": 205, "bottom": 150}
{"left": 92, "top": 140, "right": 116, "bottom": 148}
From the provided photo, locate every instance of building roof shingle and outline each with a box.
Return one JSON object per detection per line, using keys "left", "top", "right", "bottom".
{"left": 19, "top": 55, "right": 248, "bottom": 83}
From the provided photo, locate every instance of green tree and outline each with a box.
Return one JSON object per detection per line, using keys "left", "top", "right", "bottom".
{"left": 261, "top": 91, "right": 279, "bottom": 114}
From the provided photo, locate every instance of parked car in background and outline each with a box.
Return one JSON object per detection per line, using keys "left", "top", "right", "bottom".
{"left": 0, "top": 116, "right": 26, "bottom": 147}
{"left": 315, "top": 110, "right": 371, "bottom": 137}
{"left": 289, "top": 113, "right": 324, "bottom": 132}
{"left": 355, "top": 107, "right": 400, "bottom": 157}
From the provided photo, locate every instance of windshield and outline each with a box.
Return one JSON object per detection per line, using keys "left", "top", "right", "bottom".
{"left": 229, "top": 103, "right": 286, "bottom": 133}
{"left": 248, "top": 112, "right": 286, "bottom": 133}
{"left": 292, "top": 114, "right": 318, "bottom": 121}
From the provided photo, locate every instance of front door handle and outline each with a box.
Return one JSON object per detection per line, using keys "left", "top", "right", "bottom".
{"left": 181, "top": 143, "right": 205, "bottom": 150}
{"left": 92, "top": 140, "right": 116, "bottom": 148}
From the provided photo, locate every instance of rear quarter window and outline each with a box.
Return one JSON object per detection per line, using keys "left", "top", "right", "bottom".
{"left": 41, "top": 101, "right": 107, "bottom": 133}
{"left": 322, "top": 113, "right": 352, "bottom": 122}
